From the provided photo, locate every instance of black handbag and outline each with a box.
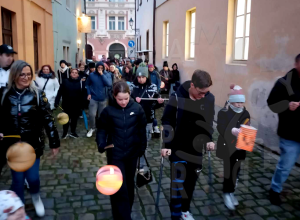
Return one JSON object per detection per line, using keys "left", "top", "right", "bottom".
{"left": 136, "top": 154, "right": 153, "bottom": 188}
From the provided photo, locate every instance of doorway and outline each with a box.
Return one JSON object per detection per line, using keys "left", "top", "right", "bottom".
{"left": 109, "top": 43, "right": 125, "bottom": 60}
{"left": 86, "top": 44, "right": 93, "bottom": 59}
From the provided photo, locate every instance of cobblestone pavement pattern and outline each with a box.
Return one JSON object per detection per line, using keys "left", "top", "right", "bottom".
{"left": 1, "top": 108, "right": 300, "bottom": 220}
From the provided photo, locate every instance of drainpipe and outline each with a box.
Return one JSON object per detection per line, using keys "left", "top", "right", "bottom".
{"left": 153, "top": 0, "right": 156, "bottom": 66}
{"left": 135, "top": 0, "right": 137, "bottom": 59}
{"left": 84, "top": 0, "right": 87, "bottom": 59}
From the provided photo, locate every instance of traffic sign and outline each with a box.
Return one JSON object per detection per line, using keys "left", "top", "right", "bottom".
{"left": 128, "top": 40, "right": 135, "bottom": 48}
{"left": 128, "top": 48, "right": 135, "bottom": 57}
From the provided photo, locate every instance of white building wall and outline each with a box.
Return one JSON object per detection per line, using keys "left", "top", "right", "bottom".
{"left": 136, "top": 0, "right": 154, "bottom": 63}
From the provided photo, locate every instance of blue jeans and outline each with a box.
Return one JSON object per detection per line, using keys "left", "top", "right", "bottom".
{"left": 11, "top": 159, "right": 40, "bottom": 203}
{"left": 271, "top": 138, "right": 300, "bottom": 193}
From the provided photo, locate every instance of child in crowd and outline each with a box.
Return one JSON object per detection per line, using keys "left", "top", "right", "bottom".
{"left": 0, "top": 190, "right": 31, "bottom": 220}
{"left": 216, "top": 84, "right": 250, "bottom": 211}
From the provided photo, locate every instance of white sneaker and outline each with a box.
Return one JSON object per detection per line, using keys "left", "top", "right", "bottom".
{"left": 154, "top": 126, "right": 160, "bottom": 133}
{"left": 32, "top": 194, "right": 45, "bottom": 217}
{"left": 87, "top": 129, "right": 95, "bottom": 137}
{"left": 223, "top": 193, "right": 235, "bottom": 210}
{"left": 230, "top": 193, "right": 239, "bottom": 206}
{"left": 181, "top": 211, "right": 194, "bottom": 220}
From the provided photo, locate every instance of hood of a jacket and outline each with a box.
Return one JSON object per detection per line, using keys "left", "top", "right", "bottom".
{"left": 95, "top": 62, "right": 105, "bottom": 74}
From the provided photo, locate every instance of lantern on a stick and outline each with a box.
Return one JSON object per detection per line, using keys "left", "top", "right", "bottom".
{"left": 57, "top": 113, "right": 69, "bottom": 125}
{"left": 236, "top": 125, "right": 257, "bottom": 152}
{"left": 96, "top": 165, "right": 123, "bottom": 195}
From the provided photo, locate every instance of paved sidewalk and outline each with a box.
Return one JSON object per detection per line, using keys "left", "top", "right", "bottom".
{"left": 0, "top": 108, "right": 300, "bottom": 220}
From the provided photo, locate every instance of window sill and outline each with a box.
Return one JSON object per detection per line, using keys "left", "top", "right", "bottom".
{"left": 185, "top": 59, "right": 195, "bottom": 62}
{"left": 226, "top": 61, "right": 247, "bottom": 67}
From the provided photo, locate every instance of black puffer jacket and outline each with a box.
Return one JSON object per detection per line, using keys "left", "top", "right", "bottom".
{"left": 0, "top": 87, "right": 60, "bottom": 158}
{"left": 216, "top": 106, "right": 250, "bottom": 160}
{"left": 96, "top": 98, "right": 147, "bottom": 160}
{"left": 130, "top": 78, "right": 164, "bottom": 123}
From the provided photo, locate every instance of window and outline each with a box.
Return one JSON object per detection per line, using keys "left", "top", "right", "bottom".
{"left": 66, "top": 0, "right": 70, "bottom": 8}
{"left": 109, "top": 17, "right": 115, "bottom": 30}
{"left": 140, "top": 0, "right": 142, "bottom": 6}
{"left": 1, "top": 8, "right": 13, "bottom": 46}
{"left": 139, "top": 36, "right": 141, "bottom": 51}
{"left": 163, "top": 22, "right": 169, "bottom": 57}
{"left": 63, "top": 46, "right": 69, "bottom": 62}
{"left": 118, "top": 17, "right": 125, "bottom": 30}
{"left": 137, "top": 38, "right": 139, "bottom": 51}
{"left": 146, "top": 30, "right": 149, "bottom": 50}
{"left": 189, "top": 11, "right": 196, "bottom": 59}
{"left": 234, "top": 0, "right": 251, "bottom": 60}
{"left": 33, "top": 22, "right": 39, "bottom": 71}
{"left": 91, "top": 16, "right": 96, "bottom": 30}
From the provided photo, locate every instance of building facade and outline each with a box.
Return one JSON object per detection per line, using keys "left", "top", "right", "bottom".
{"left": 86, "top": 0, "right": 135, "bottom": 60}
{"left": 153, "top": 0, "right": 300, "bottom": 155}
{"left": 0, "top": 0, "right": 54, "bottom": 73}
{"left": 52, "top": 0, "right": 86, "bottom": 71}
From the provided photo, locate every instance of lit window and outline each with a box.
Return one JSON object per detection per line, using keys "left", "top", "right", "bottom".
{"left": 118, "top": 17, "right": 125, "bottom": 30}
{"left": 163, "top": 22, "right": 169, "bottom": 58}
{"left": 189, "top": 11, "right": 196, "bottom": 59}
{"left": 234, "top": 0, "right": 251, "bottom": 60}
{"left": 109, "top": 16, "right": 115, "bottom": 30}
{"left": 91, "top": 16, "right": 96, "bottom": 30}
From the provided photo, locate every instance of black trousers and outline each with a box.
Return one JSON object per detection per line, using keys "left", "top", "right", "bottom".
{"left": 63, "top": 110, "right": 80, "bottom": 135}
{"left": 170, "top": 161, "right": 201, "bottom": 220}
{"left": 223, "top": 154, "right": 242, "bottom": 193}
{"left": 107, "top": 156, "right": 138, "bottom": 220}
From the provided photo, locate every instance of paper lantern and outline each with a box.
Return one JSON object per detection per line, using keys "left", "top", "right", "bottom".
{"left": 236, "top": 125, "right": 257, "bottom": 152}
{"left": 160, "top": 81, "right": 165, "bottom": 89}
{"left": 96, "top": 165, "right": 123, "bottom": 195}
{"left": 6, "top": 142, "right": 36, "bottom": 172}
{"left": 57, "top": 113, "right": 69, "bottom": 125}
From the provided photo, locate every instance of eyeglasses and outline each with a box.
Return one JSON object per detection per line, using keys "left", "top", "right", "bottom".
{"left": 19, "top": 73, "right": 32, "bottom": 79}
{"left": 195, "top": 88, "right": 209, "bottom": 96}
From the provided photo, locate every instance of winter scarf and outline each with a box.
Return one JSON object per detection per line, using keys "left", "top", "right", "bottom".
{"left": 59, "top": 66, "right": 69, "bottom": 75}
{"left": 40, "top": 73, "right": 53, "bottom": 79}
{"left": 229, "top": 104, "right": 244, "bottom": 113}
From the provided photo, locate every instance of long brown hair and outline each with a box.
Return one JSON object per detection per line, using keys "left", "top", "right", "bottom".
{"left": 38, "top": 65, "right": 55, "bottom": 79}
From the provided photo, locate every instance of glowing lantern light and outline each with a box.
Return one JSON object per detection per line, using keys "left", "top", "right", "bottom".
{"left": 160, "top": 81, "right": 165, "bottom": 89}
{"left": 96, "top": 165, "right": 123, "bottom": 195}
{"left": 6, "top": 142, "right": 36, "bottom": 172}
{"left": 236, "top": 125, "right": 257, "bottom": 152}
{"left": 57, "top": 113, "right": 69, "bottom": 125}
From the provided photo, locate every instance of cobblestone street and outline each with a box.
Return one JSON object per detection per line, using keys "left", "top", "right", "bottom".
{"left": 1, "top": 109, "right": 300, "bottom": 220}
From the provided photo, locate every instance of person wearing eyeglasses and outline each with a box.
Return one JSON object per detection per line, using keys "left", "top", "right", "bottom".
{"left": 0, "top": 60, "right": 60, "bottom": 218}
{"left": 161, "top": 70, "right": 215, "bottom": 220}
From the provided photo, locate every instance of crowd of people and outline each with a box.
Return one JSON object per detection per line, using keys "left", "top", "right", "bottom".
{"left": 0, "top": 43, "right": 299, "bottom": 220}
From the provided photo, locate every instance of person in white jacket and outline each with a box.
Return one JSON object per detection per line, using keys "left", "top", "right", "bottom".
{"left": 35, "top": 65, "right": 60, "bottom": 110}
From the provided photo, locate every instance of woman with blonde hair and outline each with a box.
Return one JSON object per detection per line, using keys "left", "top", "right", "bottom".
{"left": 0, "top": 60, "right": 60, "bottom": 217}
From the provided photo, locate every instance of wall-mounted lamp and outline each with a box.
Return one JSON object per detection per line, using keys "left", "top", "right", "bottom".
{"left": 77, "top": 39, "right": 82, "bottom": 50}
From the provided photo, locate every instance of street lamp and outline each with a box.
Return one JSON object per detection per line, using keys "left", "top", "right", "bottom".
{"left": 129, "top": 18, "right": 134, "bottom": 30}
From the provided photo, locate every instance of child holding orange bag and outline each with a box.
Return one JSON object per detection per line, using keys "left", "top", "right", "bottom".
{"left": 216, "top": 84, "right": 250, "bottom": 211}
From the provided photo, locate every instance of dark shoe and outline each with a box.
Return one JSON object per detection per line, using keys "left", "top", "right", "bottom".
{"left": 69, "top": 133, "right": 79, "bottom": 138}
{"left": 61, "top": 134, "right": 68, "bottom": 139}
{"left": 269, "top": 189, "right": 281, "bottom": 206}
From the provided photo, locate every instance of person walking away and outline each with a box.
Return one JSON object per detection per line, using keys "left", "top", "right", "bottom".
{"left": 57, "top": 60, "right": 70, "bottom": 84}
{"left": 0, "top": 44, "right": 16, "bottom": 176}
{"left": 55, "top": 69, "right": 84, "bottom": 139}
{"left": 122, "top": 65, "right": 134, "bottom": 83}
{"left": 35, "top": 65, "right": 60, "bottom": 111}
{"left": 161, "top": 70, "right": 215, "bottom": 220}
{"left": 169, "top": 63, "right": 180, "bottom": 95}
{"left": 130, "top": 64, "right": 164, "bottom": 171}
{"left": 159, "top": 61, "right": 172, "bottom": 97}
{"left": 96, "top": 81, "right": 147, "bottom": 220}
{"left": 0, "top": 60, "right": 60, "bottom": 217}
{"left": 86, "top": 62, "right": 112, "bottom": 137}
{"left": 216, "top": 85, "right": 250, "bottom": 210}
{"left": 267, "top": 54, "right": 300, "bottom": 205}
{"left": 148, "top": 64, "right": 162, "bottom": 135}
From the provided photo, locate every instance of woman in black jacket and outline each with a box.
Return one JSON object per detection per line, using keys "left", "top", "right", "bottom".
{"left": 55, "top": 68, "right": 84, "bottom": 139}
{"left": 0, "top": 60, "right": 60, "bottom": 217}
{"left": 122, "top": 65, "right": 134, "bottom": 82}
{"left": 96, "top": 81, "right": 147, "bottom": 220}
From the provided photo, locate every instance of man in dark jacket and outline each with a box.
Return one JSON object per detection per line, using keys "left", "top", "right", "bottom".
{"left": 267, "top": 54, "right": 300, "bottom": 205}
{"left": 161, "top": 70, "right": 215, "bottom": 220}
{"left": 86, "top": 62, "right": 112, "bottom": 138}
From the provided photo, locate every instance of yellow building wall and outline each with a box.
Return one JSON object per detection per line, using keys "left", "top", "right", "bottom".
{"left": 0, "top": 0, "right": 54, "bottom": 73}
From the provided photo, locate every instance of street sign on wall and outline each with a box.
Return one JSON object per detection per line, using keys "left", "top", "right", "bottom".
{"left": 128, "top": 40, "right": 135, "bottom": 48}
{"left": 128, "top": 47, "right": 135, "bottom": 58}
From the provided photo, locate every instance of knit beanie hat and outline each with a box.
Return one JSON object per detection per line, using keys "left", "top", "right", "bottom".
{"left": 136, "top": 63, "right": 148, "bottom": 78}
{"left": 228, "top": 84, "right": 245, "bottom": 103}
{"left": 163, "top": 61, "right": 168, "bottom": 67}
{"left": 148, "top": 64, "right": 154, "bottom": 68}
{"left": 60, "top": 60, "right": 68, "bottom": 66}
{"left": 0, "top": 190, "right": 24, "bottom": 220}
{"left": 88, "top": 62, "right": 96, "bottom": 68}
